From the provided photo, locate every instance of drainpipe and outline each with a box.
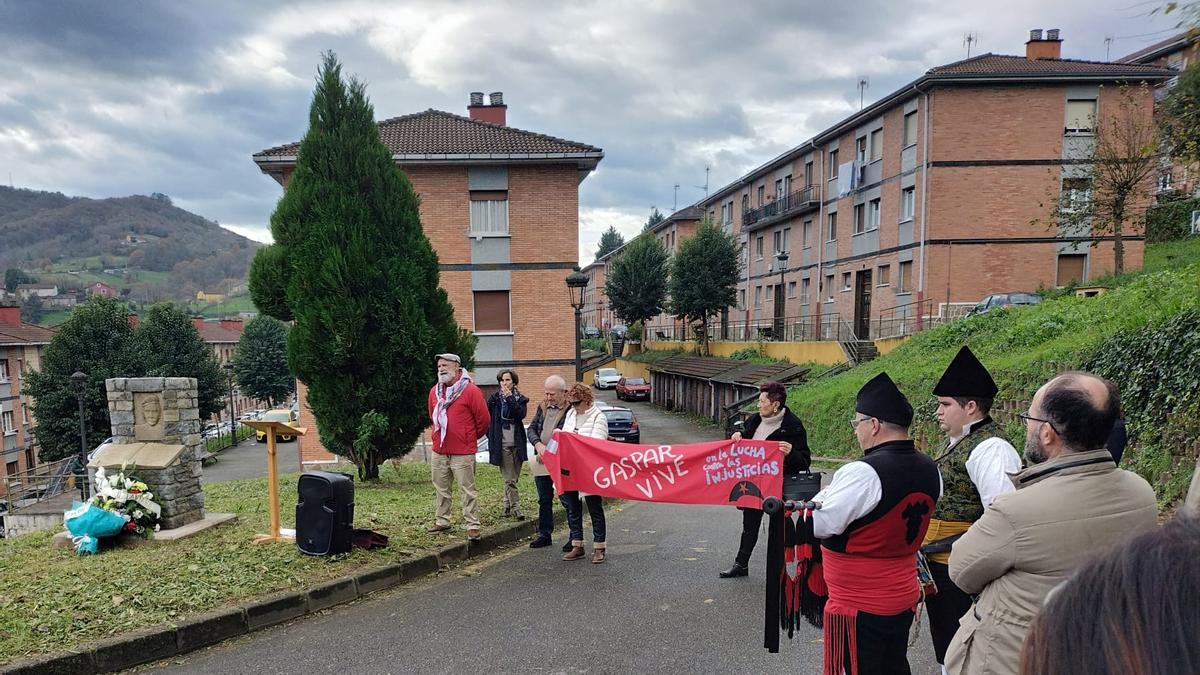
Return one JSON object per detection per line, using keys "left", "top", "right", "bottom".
{"left": 916, "top": 82, "right": 932, "bottom": 311}
{"left": 814, "top": 141, "right": 825, "bottom": 341}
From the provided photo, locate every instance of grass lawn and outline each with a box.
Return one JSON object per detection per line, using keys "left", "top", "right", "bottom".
{"left": 0, "top": 461, "right": 557, "bottom": 663}
{"left": 194, "top": 294, "right": 257, "bottom": 317}
{"left": 38, "top": 310, "right": 73, "bottom": 326}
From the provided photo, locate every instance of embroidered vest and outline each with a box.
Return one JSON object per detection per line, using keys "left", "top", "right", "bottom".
{"left": 932, "top": 418, "right": 1000, "bottom": 523}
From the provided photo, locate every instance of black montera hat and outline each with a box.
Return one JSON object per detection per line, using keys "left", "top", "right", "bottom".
{"left": 933, "top": 346, "right": 998, "bottom": 398}
{"left": 856, "top": 372, "right": 913, "bottom": 427}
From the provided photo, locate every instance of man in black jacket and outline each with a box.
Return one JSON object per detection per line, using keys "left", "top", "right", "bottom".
{"left": 719, "top": 381, "right": 811, "bottom": 578}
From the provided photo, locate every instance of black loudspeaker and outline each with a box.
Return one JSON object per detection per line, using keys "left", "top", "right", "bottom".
{"left": 782, "top": 471, "right": 823, "bottom": 503}
{"left": 296, "top": 471, "right": 354, "bottom": 556}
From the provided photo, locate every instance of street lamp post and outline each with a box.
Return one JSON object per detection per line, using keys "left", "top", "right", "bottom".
{"left": 223, "top": 362, "right": 236, "bottom": 449}
{"left": 69, "top": 370, "right": 88, "bottom": 500}
{"left": 565, "top": 270, "right": 589, "bottom": 383}
{"left": 775, "top": 250, "right": 789, "bottom": 341}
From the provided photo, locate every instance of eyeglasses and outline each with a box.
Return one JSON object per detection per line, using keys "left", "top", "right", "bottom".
{"left": 850, "top": 417, "right": 871, "bottom": 429}
{"left": 1018, "top": 413, "right": 1059, "bottom": 434}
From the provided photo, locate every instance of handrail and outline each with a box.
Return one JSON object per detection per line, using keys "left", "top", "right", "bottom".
{"left": 742, "top": 185, "right": 818, "bottom": 227}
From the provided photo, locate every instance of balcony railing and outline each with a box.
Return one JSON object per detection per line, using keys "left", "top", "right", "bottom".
{"left": 743, "top": 186, "right": 818, "bottom": 228}
{"left": 646, "top": 313, "right": 857, "bottom": 343}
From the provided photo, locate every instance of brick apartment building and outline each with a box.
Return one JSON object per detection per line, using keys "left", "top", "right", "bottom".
{"left": 580, "top": 260, "right": 607, "bottom": 332}
{"left": 1120, "top": 31, "right": 1200, "bottom": 195}
{"left": 596, "top": 205, "right": 703, "bottom": 339}
{"left": 254, "top": 92, "right": 603, "bottom": 465}
{"left": 0, "top": 305, "right": 53, "bottom": 496}
{"left": 189, "top": 317, "right": 261, "bottom": 420}
{"left": 695, "top": 29, "right": 1171, "bottom": 341}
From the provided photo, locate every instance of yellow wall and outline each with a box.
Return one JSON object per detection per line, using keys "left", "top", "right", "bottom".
{"left": 873, "top": 336, "right": 910, "bottom": 356}
{"left": 642, "top": 340, "right": 845, "bottom": 365}
{"left": 583, "top": 358, "right": 652, "bottom": 384}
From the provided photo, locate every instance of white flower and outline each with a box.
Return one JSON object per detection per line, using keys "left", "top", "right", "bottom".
{"left": 133, "top": 510, "right": 144, "bottom": 519}
{"left": 154, "top": 524, "right": 160, "bottom": 532}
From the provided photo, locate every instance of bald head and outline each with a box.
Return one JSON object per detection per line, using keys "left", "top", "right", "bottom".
{"left": 1029, "top": 371, "right": 1119, "bottom": 456}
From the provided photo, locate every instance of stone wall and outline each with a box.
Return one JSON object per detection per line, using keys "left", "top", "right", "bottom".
{"left": 105, "top": 377, "right": 206, "bottom": 529}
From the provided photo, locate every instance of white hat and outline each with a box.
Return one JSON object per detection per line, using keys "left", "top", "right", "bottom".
{"left": 435, "top": 353, "right": 461, "bottom": 364}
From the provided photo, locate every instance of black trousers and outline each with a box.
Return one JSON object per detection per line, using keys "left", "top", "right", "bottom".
{"left": 925, "top": 561, "right": 972, "bottom": 664}
{"left": 842, "top": 609, "right": 914, "bottom": 675}
{"left": 734, "top": 508, "right": 765, "bottom": 566}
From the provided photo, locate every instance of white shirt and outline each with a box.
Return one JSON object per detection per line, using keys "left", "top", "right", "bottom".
{"left": 948, "top": 423, "right": 1022, "bottom": 508}
{"left": 812, "top": 457, "right": 945, "bottom": 539}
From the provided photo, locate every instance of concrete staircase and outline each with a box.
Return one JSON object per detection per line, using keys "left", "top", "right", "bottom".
{"left": 841, "top": 340, "right": 879, "bottom": 365}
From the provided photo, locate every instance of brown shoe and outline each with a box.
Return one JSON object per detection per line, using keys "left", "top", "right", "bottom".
{"left": 591, "top": 548, "right": 606, "bottom": 564}
{"left": 467, "top": 528, "right": 481, "bottom": 542}
{"left": 563, "top": 545, "right": 586, "bottom": 561}
{"left": 427, "top": 524, "right": 451, "bottom": 533}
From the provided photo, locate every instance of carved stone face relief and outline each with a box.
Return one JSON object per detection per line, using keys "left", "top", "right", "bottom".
{"left": 134, "top": 393, "right": 165, "bottom": 441}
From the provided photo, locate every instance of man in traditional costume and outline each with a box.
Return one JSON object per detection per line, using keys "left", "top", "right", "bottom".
{"left": 810, "top": 372, "right": 941, "bottom": 674}
{"left": 922, "top": 346, "right": 1021, "bottom": 673}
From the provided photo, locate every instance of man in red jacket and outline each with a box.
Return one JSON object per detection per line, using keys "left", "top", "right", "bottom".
{"left": 427, "top": 353, "right": 490, "bottom": 541}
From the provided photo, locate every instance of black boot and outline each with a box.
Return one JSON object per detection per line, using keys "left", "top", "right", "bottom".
{"left": 562, "top": 541, "right": 573, "bottom": 553}
{"left": 719, "top": 562, "right": 749, "bottom": 578}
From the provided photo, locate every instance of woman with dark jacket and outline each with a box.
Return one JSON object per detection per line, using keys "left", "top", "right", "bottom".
{"left": 718, "top": 381, "right": 811, "bottom": 578}
{"left": 486, "top": 369, "right": 529, "bottom": 520}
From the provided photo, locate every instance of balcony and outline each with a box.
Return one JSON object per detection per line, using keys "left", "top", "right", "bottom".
{"left": 742, "top": 186, "right": 818, "bottom": 230}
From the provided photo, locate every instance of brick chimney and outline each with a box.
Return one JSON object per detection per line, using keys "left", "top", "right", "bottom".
{"left": 191, "top": 316, "right": 206, "bottom": 332}
{"left": 219, "top": 317, "right": 244, "bottom": 334}
{"left": 0, "top": 304, "right": 20, "bottom": 327}
{"left": 1026, "top": 28, "right": 1063, "bottom": 60}
{"left": 128, "top": 313, "right": 140, "bottom": 328}
{"left": 467, "top": 91, "right": 507, "bottom": 126}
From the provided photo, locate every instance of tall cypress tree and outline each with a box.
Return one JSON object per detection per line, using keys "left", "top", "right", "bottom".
{"left": 249, "top": 52, "right": 470, "bottom": 479}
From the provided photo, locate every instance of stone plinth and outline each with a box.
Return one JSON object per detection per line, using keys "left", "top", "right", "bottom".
{"left": 103, "top": 377, "right": 206, "bottom": 529}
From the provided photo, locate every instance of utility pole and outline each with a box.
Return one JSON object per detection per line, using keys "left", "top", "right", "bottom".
{"left": 857, "top": 78, "right": 869, "bottom": 110}
{"left": 694, "top": 167, "right": 710, "bottom": 199}
{"left": 1104, "top": 35, "right": 1113, "bottom": 61}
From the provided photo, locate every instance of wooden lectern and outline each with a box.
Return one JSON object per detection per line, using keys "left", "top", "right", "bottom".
{"left": 239, "top": 419, "right": 307, "bottom": 544}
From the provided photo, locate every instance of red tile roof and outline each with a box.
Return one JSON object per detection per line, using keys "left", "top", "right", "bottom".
{"left": 196, "top": 324, "right": 242, "bottom": 344}
{"left": 1117, "top": 32, "right": 1194, "bottom": 64}
{"left": 0, "top": 322, "right": 57, "bottom": 345}
{"left": 928, "top": 53, "right": 1174, "bottom": 78}
{"left": 254, "top": 109, "right": 603, "bottom": 159}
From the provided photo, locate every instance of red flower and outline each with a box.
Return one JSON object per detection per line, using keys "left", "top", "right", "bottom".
{"left": 124, "top": 521, "right": 137, "bottom": 532}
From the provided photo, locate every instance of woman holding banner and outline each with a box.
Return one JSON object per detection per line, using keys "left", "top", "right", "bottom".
{"left": 560, "top": 382, "right": 610, "bottom": 564}
{"left": 719, "top": 381, "right": 810, "bottom": 578}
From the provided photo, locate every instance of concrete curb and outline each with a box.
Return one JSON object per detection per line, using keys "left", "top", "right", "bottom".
{"left": 0, "top": 517, "right": 542, "bottom": 674}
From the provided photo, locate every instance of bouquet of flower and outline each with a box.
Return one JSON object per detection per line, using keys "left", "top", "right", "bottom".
{"left": 91, "top": 465, "right": 162, "bottom": 539}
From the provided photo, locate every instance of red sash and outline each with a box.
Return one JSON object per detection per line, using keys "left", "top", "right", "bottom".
{"left": 821, "top": 549, "right": 918, "bottom": 675}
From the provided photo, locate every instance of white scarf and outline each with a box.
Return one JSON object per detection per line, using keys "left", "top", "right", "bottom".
{"left": 433, "top": 370, "right": 472, "bottom": 443}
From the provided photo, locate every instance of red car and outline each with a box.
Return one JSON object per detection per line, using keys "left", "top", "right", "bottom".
{"left": 616, "top": 377, "right": 650, "bottom": 401}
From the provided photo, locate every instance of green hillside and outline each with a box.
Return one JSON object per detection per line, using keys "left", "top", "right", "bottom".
{"left": 792, "top": 237, "right": 1200, "bottom": 507}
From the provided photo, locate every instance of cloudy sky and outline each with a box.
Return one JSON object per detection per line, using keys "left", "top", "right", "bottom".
{"left": 0, "top": 0, "right": 1182, "bottom": 264}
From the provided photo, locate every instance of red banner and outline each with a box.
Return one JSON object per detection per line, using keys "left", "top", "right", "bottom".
{"left": 541, "top": 431, "right": 784, "bottom": 507}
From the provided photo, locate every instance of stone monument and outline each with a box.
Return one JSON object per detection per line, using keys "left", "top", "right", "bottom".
{"left": 97, "top": 377, "right": 206, "bottom": 529}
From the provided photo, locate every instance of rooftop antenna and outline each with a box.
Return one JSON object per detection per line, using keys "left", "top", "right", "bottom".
{"left": 673, "top": 183, "right": 680, "bottom": 212}
{"left": 1104, "top": 35, "right": 1113, "bottom": 60}
{"left": 963, "top": 32, "right": 978, "bottom": 58}
{"left": 857, "top": 77, "right": 869, "bottom": 110}
{"left": 694, "top": 166, "right": 710, "bottom": 199}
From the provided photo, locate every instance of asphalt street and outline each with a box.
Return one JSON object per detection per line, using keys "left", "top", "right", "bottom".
{"left": 199, "top": 434, "right": 301, "bottom": 484}
{"left": 146, "top": 388, "right": 938, "bottom": 674}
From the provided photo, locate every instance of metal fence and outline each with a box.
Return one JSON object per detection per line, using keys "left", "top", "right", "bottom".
{"left": 646, "top": 314, "right": 859, "bottom": 344}
{"left": 2, "top": 456, "right": 80, "bottom": 512}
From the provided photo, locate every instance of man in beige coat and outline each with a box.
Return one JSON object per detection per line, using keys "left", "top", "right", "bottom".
{"left": 944, "top": 372, "right": 1157, "bottom": 675}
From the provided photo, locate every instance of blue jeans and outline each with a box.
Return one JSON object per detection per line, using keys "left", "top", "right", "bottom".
{"left": 560, "top": 491, "right": 606, "bottom": 545}
{"left": 534, "top": 475, "right": 555, "bottom": 539}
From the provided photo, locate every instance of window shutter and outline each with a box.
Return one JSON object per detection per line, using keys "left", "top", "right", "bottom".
{"left": 473, "top": 291, "right": 511, "bottom": 332}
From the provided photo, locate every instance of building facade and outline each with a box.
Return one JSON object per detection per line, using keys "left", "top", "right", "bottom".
{"left": 0, "top": 305, "right": 53, "bottom": 496}
{"left": 191, "top": 317, "right": 262, "bottom": 421}
{"left": 1120, "top": 31, "right": 1200, "bottom": 195}
{"left": 697, "top": 29, "right": 1170, "bottom": 341}
{"left": 253, "top": 92, "right": 603, "bottom": 465}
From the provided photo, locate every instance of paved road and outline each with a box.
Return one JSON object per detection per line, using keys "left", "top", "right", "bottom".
{"left": 199, "top": 435, "right": 301, "bottom": 484}
{"left": 149, "top": 389, "right": 937, "bottom": 674}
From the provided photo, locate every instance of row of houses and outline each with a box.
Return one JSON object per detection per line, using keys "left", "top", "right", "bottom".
{"left": 586, "top": 28, "right": 1191, "bottom": 343}
{"left": 0, "top": 281, "right": 121, "bottom": 309}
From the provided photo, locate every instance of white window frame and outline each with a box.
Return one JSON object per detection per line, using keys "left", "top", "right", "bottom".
{"left": 869, "top": 129, "right": 883, "bottom": 162}
{"left": 468, "top": 199, "right": 510, "bottom": 237}
{"left": 827, "top": 213, "right": 838, "bottom": 242}
{"left": 1065, "top": 99, "right": 1097, "bottom": 135}
{"left": 841, "top": 272, "right": 852, "bottom": 292}
{"left": 800, "top": 278, "right": 811, "bottom": 305}
{"left": 1062, "top": 178, "right": 1092, "bottom": 212}
{"left": 903, "top": 111, "right": 918, "bottom": 148}
{"left": 788, "top": 281, "right": 797, "bottom": 298}
{"left": 824, "top": 275, "right": 835, "bottom": 303}
{"left": 829, "top": 149, "right": 839, "bottom": 179}
{"left": 802, "top": 221, "right": 812, "bottom": 249}
{"left": 754, "top": 286, "right": 762, "bottom": 308}
{"left": 900, "top": 187, "right": 915, "bottom": 222}
{"left": 853, "top": 204, "right": 865, "bottom": 235}
{"left": 2, "top": 410, "right": 14, "bottom": 435}
{"left": 756, "top": 236, "right": 764, "bottom": 260}
{"left": 0, "top": 360, "right": 8, "bottom": 382}
{"left": 898, "top": 261, "right": 913, "bottom": 294}
{"left": 876, "top": 265, "right": 891, "bottom": 287}
{"left": 868, "top": 199, "right": 881, "bottom": 231}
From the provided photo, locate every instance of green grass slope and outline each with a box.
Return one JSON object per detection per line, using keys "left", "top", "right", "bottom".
{"left": 791, "top": 240, "right": 1200, "bottom": 506}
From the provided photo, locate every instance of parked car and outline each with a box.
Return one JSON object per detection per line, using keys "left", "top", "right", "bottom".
{"left": 475, "top": 436, "right": 536, "bottom": 464}
{"left": 582, "top": 326, "right": 601, "bottom": 339}
{"left": 88, "top": 437, "right": 116, "bottom": 462}
{"left": 255, "top": 409, "right": 299, "bottom": 443}
{"left": 601, "top": 406, "right": 640, "bottom": 443}
{"left": 593, "top": 367, "right": 622, "bottom": 389}
{"left": 968, "top": 292, "right": 1042, "bottom": 315}
{"left": 615, "top": 376, "right": 650, "bottom": 401}
{"left": 610, "top": 324, "right": 629, "bottom": 339}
